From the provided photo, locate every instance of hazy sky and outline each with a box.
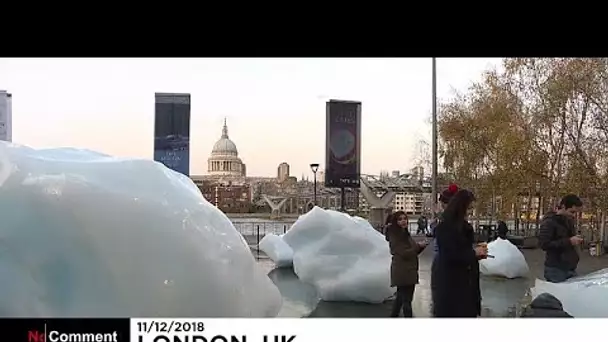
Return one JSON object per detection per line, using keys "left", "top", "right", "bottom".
{"left": 0, "top": 58, "right": 502, "bottom": 177}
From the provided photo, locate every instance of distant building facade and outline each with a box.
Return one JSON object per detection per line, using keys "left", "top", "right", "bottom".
{"left": 357, "top": 172, "right": 433, "bottom": 217}
{"left": 188, "top": 119, "right": 252, "bottom": 213}
{"left": 189, "top": 118, "right": 440, "bottom": 217}
{"left": 393, "top": 192, "right": 429, "bottom": 215}
{"left": 198, "top": 181, "right": 251, "bottom": 213}
{"left": 0, "top": 90, "right": 12, "bottom": 142}
{"left": 207, "top": 119, "right": 246, "bottom": 178}
{"left": 277, "top": 162, "right": 290, "bottom": 182}
{"left": 411, "top": 166, "right": 424, "bottom": 180}
{"left": 317, "top": 170, "right": 325, "bottom": 184}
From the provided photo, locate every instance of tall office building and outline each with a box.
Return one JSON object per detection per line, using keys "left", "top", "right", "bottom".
{"left": 277, "top": 162, "right": 290, "bottom": 182}
{"left": 0, "top": 90, "right": 12, "bottom": 142}
{"left": 154, "top": 93, "right": 191, "bottom": 176}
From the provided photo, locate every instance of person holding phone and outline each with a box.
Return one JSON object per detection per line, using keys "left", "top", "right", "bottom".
{"left": 387, "top": 211, "right": 428, "bottom": 317}
{"left": 431, "top": 189, "right": 487, "bottom": 317}
{"left": 539, "top": 194, "right": 584, "bottom": 283}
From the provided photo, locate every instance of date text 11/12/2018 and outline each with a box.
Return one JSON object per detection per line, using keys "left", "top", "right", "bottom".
{"left": 138, "top": 335, "right": 297, "bottom": 342}
{"left": 137, "top": 321, "right": 205, "bottom": 334}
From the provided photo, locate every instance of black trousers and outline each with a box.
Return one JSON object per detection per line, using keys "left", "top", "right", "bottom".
{"left": 390, "top": 285, "right": 416, "bottom": 317}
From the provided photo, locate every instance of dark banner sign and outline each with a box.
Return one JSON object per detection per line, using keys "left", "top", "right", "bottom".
{"left": 0, "top": 318, "right": 130, "bottom": 341}
{"left": 154, "top": 93, "right": 191, "bottom": 176}
{"left": 325, "top": 100, "right": 361, "bottom": 188}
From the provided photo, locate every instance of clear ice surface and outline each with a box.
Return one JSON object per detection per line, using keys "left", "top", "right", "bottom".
{"left": 0, "top": 142, "right": 282, "bottom": 317}
{"left": 530, "top": 268, "right": 608, "bottom": 317}
{"left": 282, "top": 207, "right": 394, "bottom": 303}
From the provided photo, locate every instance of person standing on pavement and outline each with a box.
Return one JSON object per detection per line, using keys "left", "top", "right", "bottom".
{"left": 431, "top": 189, "right": 488, "bottom": 317}
{"left": 431, "top": 184, "right": 459, "bottom": 250}
{"left": 496, "top": 220, "right": 509, "bottom": 240}
{"left": 429, "top": 184, "right": 459, "bottom": 313}
{"left": 387, "top": 211, "right": 429, "bottom": 317}
{"left": 416, "top": 215, "right": 428, "bottom": 235}
{"left": 539, "top": 194, "right": 584, "bottom": 283}
{"left": 384, "top": 213, "right": 393, "bottom": 241}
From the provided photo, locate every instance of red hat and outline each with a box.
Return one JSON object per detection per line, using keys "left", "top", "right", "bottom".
{"left": 439, "top": 183, "right": 459, "bottom": 204}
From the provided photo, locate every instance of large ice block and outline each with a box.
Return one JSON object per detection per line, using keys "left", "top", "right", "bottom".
{"left": 479, "top": 238, "right": 529, "bottom": 279}
{"left": 282, "top": 207, "right": 393, "bottom": 303}
{"left": 530, "top": 268, "right": 608, "bottom": 317}
{"left": 0, "top": 142, "right": 282, "bottom": 317}
{"left": 258, "top": 234, "right": 294, "bottom": 268}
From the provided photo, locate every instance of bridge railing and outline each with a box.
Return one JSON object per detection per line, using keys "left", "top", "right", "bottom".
{"left": 232, "top": 219, "right": 425, "bottom": 250}
{"left": 232, "top": 221, "right": 295, "bottom": 247}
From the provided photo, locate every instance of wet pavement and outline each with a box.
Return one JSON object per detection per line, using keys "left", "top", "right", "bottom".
{"left": 257, "top": 247, "right": 608, "bottom": 318}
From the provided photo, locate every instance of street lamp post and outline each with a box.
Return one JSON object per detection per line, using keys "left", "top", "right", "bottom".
{"left": 310, "top": 163, "right": 319, "bottom": 207}
{"left": 431, "top": 57, "right": 438, "bottom": 218}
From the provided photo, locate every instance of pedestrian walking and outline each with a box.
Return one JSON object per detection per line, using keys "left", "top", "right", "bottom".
{"left": 539, "top": 194, "right": 584, "bottom": 283}
{"left": 386, "top": 211, "right": 428, "bottom": 317}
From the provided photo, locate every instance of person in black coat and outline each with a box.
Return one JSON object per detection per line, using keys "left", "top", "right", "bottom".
{"left": 520, "top": 293, "right": 573, "bottom": 318}
{"left": 384, "top": 213, "right": 393, "bottom": 241}
{"left": 496, "top": 220, "right": 509, "bottom": 240}
{"left": 431, "top": 189, "right": 488, "bottom": 317}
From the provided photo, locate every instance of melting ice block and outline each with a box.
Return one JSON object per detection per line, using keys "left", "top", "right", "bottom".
{"left": 0, "top": 142, "right": 282, "bottom": 317}
{"left": 530, "top": 268, "right": 608, "bottom": 317}
{"left": 282, "top": 207, "right": 393, "bottom": 303}
{"left": 479, "top": 238, "right": 529, "bottom": 279}
{"left": 258, "top": 234, "right": 294, "bottom": 268}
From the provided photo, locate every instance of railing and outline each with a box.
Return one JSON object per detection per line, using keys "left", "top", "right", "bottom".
{"left": 233, "top": 218, "right": 604, "bottom": 256}
{"left": 232, "top": 221, "right": 295, "bottom": 247}
{"left": 232, "top": 219, "right": 426, "bottom": 249}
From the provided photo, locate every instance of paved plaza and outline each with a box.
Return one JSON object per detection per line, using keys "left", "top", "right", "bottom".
{"left": 258, "top": 247, "right": 608, "bottom": 317}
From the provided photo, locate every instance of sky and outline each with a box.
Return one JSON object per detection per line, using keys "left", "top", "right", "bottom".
{"left": 0, "top": 58, "right": 503, "bottom": 178}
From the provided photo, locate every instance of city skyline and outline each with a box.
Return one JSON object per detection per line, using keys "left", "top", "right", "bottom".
{"left": 0, "top": 58, "right": 502, "bottom": 177}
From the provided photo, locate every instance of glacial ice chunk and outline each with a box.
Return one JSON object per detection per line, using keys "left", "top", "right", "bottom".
{"left": 282, "top": 207, "right": 393, "bottom": 303}
{"left": 258, "top": 234, "right": 294, "bottom": 268}
{"left": 479, "top": 238, "right": 529, "bottom": 279}
{"left": 530, "top": 268, "right": 608, "bottom": 317}
{"left": 0, "top": 142, "right": 282, "bottom": 317}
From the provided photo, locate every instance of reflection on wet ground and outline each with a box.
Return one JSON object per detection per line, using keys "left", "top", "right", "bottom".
{"left": 259, "top": 247, "right": 608, "bottom": 318}
{"left": 267, "top": 267, "right": 318, "bottom": 317}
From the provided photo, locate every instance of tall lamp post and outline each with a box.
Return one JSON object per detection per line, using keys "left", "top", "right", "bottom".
{"left": 310, "top": 163, "right": 319, "bottom": 206}
{"left": 431, "top": 57, "right": 438, "bottom": 218}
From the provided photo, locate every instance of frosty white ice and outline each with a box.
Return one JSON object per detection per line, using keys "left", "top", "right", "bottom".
{"left": 258, "top": 234, "right": 294, "bottom": 268}
{"left": 282, "top": 207, "right": 394, "bottom": 303}
{"left": 479, "top": 238, "right": 529, "bottom": 279}
{"left": 0, "top": 142, "right": 282, "bottom": 317}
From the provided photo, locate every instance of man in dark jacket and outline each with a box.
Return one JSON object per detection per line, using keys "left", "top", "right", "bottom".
{"left": 520, "top": 293, "right": 573, "bottom": 317}
{"left": 539, "top": 194, "right": 583, "bottom": 283}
